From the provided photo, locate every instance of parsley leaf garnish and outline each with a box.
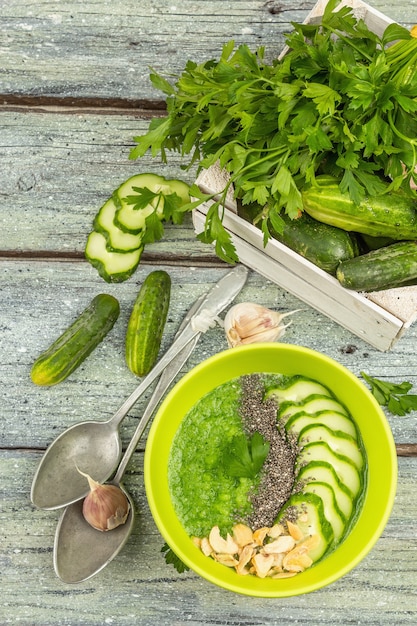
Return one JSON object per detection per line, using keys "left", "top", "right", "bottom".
{"left": 160, "top": 543, "right": 190, "bottom": 573}
{"left": 224, "top": 431, "right": 270, "bottom": 479}
{"left": 361, "top": 371, "right": 417, "bottom": 416}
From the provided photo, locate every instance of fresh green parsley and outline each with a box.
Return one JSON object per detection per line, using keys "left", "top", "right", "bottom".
{"left": 160, "top": 543, "right": 190, "bottom": 573}
{"left": 361, "top": 371, "right": 417, "bottom": 416}
{"left": 130, "top": 0, "right": 417, "bottom": 263}
{"left": 124, "top": 186, "right": 186, "bottom": 244}
{"left": 223, "top": 431, "right": 270, "bottom": 479}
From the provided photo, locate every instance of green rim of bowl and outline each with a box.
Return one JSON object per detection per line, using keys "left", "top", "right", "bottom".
{"left": 144, "top": 343, "right": 397, "bottom": 597}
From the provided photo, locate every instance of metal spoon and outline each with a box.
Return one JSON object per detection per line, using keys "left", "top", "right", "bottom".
{"left": 31, "top": 265, "right": 248, "bottom": 510}
{"left": 30, "top": 295, "right": 203, "bottom": 510}
{"left": 53, "top": 335, "right": 199, "bottom": 583}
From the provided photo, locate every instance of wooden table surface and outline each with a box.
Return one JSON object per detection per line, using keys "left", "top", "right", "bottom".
{"left": 2, "top": 1, "right": 417, "bottom": 624}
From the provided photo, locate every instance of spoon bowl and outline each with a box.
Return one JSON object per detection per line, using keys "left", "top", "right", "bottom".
{"left": 30, "top": 297, "right": 204, "bottom": 511}
{"left": 31, "top": 420, "right": 123, "bottom": 510}
{"left": 54, "top": 484, "right": 135, "bottom": 583}
{"left": 53, "top": 335, "right": 199, "bottom": 583}
{"left": 31, "top": 266, "right": 248, "bottom": 511}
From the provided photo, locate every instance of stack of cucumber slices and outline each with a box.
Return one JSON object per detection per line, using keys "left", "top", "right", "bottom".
{"left": 85, "top": 173, "right": 190, "bottom": 282}
{"left": 267, "top": 376, "right": 367, "bottom": 564}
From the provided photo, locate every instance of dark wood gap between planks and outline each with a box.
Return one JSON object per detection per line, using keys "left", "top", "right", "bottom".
{"left": 0, "top": 250, "right": 227, "bottom": 268}
{"left": 0, "top": 94, "right": 167, "bottom": 116}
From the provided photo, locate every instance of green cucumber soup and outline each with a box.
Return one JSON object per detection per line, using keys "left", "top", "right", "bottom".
{"left": 168, "top": 372, "right": 367, "bottom": 562}
{"left": 168, "top": 376, "right": 254, "bottom": 537}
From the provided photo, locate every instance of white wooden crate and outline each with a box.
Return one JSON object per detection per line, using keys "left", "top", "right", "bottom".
{"left": 192, "top": 0, "right": 417, "bottom": 351}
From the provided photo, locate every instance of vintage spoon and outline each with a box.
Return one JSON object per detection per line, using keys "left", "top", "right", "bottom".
{"left": 53, "top": 335, "right": 199, "bottom": 583}
{"left": 30, "top": 294, "right": 203, "bottom": 510}
{"left": 31, "top": 264, "right": 248, "bottom": 510}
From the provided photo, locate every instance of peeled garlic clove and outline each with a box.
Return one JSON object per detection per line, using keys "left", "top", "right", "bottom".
{"left": 223, "top": 302, "right": 300, "bottom": 348}
{"left": 77, "top": 468, "right": 130, "bottom": 532}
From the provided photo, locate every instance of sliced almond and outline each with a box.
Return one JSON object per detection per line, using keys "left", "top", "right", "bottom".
{"left": 232, "top": 523, "right": 254, "bottom": 548}
{"left": 263, "top": 535, "right": 296, "bottom": 555}
{"left": 236, "top": 544, "right": 255, "bottom": 575}
{"left": 213, "top": 553, "right": 239, "bottom": 567}
{"left": 283, "top": 550, "right": 313, "bottom": 572}
{"left": 270, "top": 552, "right": 284, "bottom": 569}
{"left": 251, "top": 552, "right": 275, "bottom": 578}
{"left": 286, "top": 520, "right": 304, "bottom": 541}
{"left": 200, "top": 536, "right": 213, "bottom": 557}
{"left": 299, "top": 533, "right": 320, "bottom": 552}
{"left": 268, "top": 523, "right": 284, "bottom": 539}
{"left": 209, "top": 526, "right": 239, "bottom": 555}
{"left": 253, "top": 527, "right": 270, "bottom": 546}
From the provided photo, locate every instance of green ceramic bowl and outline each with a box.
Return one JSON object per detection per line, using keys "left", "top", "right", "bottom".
{"left": 144, "top": 343, "right": 397, "bottom": 597}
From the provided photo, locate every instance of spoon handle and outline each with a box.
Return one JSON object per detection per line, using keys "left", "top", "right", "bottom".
{"left": 113, "top": 333, "right": 199, "bottom": 483}
{"left": 111, "top": 291, "right": 209, "bottom": 482}
{"left": 111, "top": 292, "right": 206, "bottom": 483}
{"left": 108, "top": 265, "right": 248, "bottom": 429}
{"left": 109, "top": 312, "right": 201, "bottom": 430}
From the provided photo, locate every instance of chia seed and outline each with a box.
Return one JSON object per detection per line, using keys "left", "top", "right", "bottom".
{"left": 238, "top": 374, "right": 300, "bottom": 528}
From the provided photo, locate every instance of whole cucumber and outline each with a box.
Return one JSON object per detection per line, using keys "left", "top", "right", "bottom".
{"left": 271, "top": 211, "right": 360, "bottom": 274}
{"left": 125, "top": 270, "right": 171, "bottom": 376}
{"left": 238, "top": 200, "right": 359, "bottom": 274}
{"left": 31, "top": 294, "right": 120, "bottom": 386}
{"left": 337, "top": 241, "right": 417, "bottom": 291}
{"left": 302, "top": 176, "right": 417, "bottom": 240}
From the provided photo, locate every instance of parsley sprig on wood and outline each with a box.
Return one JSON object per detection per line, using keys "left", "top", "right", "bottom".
{"left": 130, "top": 0, "right": 417, "bottom": 262}
{"left": 361, "top": 371, "right": 417, "bottom": 416}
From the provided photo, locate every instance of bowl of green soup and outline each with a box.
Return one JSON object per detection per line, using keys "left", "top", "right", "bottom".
{"left": 144, "top": 343, "right": 397, "bottom": 596}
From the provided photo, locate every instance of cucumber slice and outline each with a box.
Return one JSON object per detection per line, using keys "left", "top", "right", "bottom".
{"left": 302, "top": 482, "right": 346, "bottom": 541}
{"left": 298, "top": 424, "right": 364, "bottom": 470}
{"left": 167, "top": 178, "right": 191, "bottom": 205}
{"left": 276, "top": 492, "right": 334, "bottom": 562}
{"left": 295, "top": 461, "right": 354, "bottom": 520}
{"left": 115, "top": 173, "right": 166, "bottom": 233}
{"left": 278, "top": 394, "right": 349, "bottom": 422}
{"left": 115, "top": 194, "right": 165, "bottom": 234}
{"left": 94, "top": 197, "right": 143, "bottom": 252}
{"left": 285, "top": 410, "right": 358, "bottom": 440}
{"left": 85, "top": 231, "right": 142, "bottom": 283}
{"left": 114, "top": 173, "right": 190, "bottom": 234}
{"left": 266, "top": 376, "right": 333, "bottom": 404}
{"left": 296, "top": 441, "right": 362, "bottom": 497}
{"left": 116, "top": 173, "right": 166, "bottom": 202}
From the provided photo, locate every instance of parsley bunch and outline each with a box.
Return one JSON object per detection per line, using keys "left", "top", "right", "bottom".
{"left": 130, "top": 0, "right": 417, "bottom": 262}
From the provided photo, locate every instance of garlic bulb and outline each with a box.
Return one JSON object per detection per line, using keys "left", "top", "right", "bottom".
{"left": 78, "top": 468, "right": 130, "bottom": 532}
{"left": 224, "top": 302, "right": 300, "bottom": 348}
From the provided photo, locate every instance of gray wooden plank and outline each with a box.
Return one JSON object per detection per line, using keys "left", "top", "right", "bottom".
{"left": 0, "top": 110, "right": 212, "bottom": 256}
{"left": 1, "top": 0, "right": 416, "bottom": 100}
{"left": 2, "top": 259, "right": 417, "bottom": 449}
{"left": 1, "top": 449, "right": 416, "bottom": 625}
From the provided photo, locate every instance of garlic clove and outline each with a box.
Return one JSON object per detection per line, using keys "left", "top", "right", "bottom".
{"left": 77, "top": 468, "right": 130, "bottom": 532}
{"left": 223, "top": 302, "right": 301, "bottom": 348}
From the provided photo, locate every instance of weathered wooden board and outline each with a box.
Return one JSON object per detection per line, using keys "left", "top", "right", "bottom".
{"left": 1, "top": 449, "right": 416, "bottom": 625}
{"left": 2, "top": 259, "right": 417, "bottom": 450}
{"left": 0, "top": 111, "right": 213, "bottom": 256}
{"left": 1, "top": 0, "right": 416, "bottom": 101}
{"left": 2, "top": 0, "right": 417, "bottom": 622}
